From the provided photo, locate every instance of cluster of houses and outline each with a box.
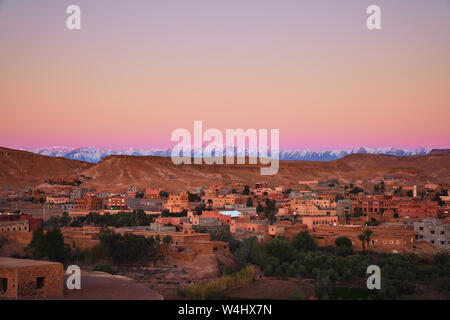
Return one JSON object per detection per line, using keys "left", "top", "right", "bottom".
{"left": 1, "top": 179, "right": 450, "bottom": 257}
{"left": 1, "top": 179, "right": 450, "bottom": 300}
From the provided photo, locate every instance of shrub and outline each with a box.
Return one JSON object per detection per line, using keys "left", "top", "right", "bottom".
{"left": 184, "top": 265, "right": 255, "bottom": 299}
{"left": 93, "top": 264, "right": 115, "bottom": 274}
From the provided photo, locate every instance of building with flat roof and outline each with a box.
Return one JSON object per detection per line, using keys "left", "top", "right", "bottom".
{"left": 0, "top": 257, "right": 63, "bottom": 299}
{"left": 414, "top": 218, "right": 450, "bottom": 249}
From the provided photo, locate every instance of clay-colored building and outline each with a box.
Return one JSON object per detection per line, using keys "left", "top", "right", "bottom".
{"left": 0, "top": 257, "right": 63, "bottom": 299}
{"left": 0, "top": 213, "right": 42, "bottom": 232}
{"left": 164, "top": 193, "right": 190, "bottom": 213}
{"left": 74, "top": 193, "right": 104, "bottom": 211}
{"left": 107, "top": 194, "right": 127, "bottom": 210}
{"left": 311, "top": 225, "right": 415, "bottom": 253}
{"left": 61, "top": 226, "right": 101, "bottom": 250}
{"left": 145, "top": 188, "right": 163, "bottom": 200}
{"left": 301, "top": 215, "right": 339, "bottom": 229}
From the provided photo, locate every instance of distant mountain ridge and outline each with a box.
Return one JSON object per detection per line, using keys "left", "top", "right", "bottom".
{"left": 2, "top": 146, "right": 449, "bottom": 192}
{"left": 23, "top": 146, "right": 431, "bottom": 163}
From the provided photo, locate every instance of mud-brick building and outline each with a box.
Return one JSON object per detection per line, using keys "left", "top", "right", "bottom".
{"left": 0, "top": 257, "right": 63, "bottom": 299}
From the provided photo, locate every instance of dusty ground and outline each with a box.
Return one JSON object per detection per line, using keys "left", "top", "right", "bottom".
{"left": 0, "top": 200, "right": 64, "bottom": 219}
{"left": 63, "top": 271, "right": 162, "bottom": 300}
{"left": 124, "top": 254, "right": 222, "bottom": 299}
{"left": 0, "top": 242, "right": 27, "bottom": 257}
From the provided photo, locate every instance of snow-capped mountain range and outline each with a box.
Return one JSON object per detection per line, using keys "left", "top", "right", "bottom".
{"left": 22, "top": 146, "right": 431, "bottom": 163}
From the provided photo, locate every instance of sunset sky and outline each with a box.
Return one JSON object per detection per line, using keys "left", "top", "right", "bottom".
{"left": 0, "top": 0, "right": 449, "bottom": 150}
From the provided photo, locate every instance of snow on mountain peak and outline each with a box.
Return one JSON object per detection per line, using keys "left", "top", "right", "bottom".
{"left": 23, "top": 146, "right": 430, "bottom": 163}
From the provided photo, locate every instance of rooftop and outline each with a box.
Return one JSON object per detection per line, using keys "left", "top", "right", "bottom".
{"left": 0, "top": 257, "right": 61, "bottom": 268}
{"left": 219, "top": 210, "right": 242, "bottom": 217}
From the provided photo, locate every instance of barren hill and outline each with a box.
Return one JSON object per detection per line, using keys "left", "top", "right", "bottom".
{"left": 336, "top": 153, "right": 450, "bottom": 183}
{"left": 0, "top": 147, "right": 93, "bottom": 189}
{"left": 78, "top": 153, "right": 449, "bottom": 192}
{"left": 1, "top": 147, "right": 449, "bottom": 192}
{"left": 76, "top": 155, "right": 354, "bottom": 192}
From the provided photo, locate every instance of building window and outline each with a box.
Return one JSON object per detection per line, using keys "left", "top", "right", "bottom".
{"left": 431, "top": 230, "right": 435, "bottom": 234}
{"left": 0, "top": 278, "right": 7, "bottom": 294}
{"left": 36, "top": 277, "right": 45, "bottom": 289}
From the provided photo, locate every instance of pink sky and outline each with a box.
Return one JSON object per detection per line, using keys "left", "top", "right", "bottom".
{"left": 0, "top": 0, "right": 449, "bottom": 150}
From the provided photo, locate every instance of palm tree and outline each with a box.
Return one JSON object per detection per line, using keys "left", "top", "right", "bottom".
{"left": 358, "top": 234, "right": 366, "bottom": 251}
{"left": 163, "top": 235, "right": 173, "bottom": 246}
{"left": 364, "top": 229, "right": 373, "bottom": 251}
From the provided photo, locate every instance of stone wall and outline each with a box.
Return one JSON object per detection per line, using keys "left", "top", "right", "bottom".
{"left": 16, "top": 264, "right": 63, "bottom": 299}
{"left": 0, "top": 259, "right": 63, "bottom": 299}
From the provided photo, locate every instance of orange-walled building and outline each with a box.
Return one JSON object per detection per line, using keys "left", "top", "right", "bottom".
{"left": 145, "top": 188, "right": 163, "bottom": 200}
{"left": 164, "top": 193, "right": 189, "bottom": 213}
{"left": 311, "top": 225, "right": 415, "bottom": 253}
{"left": 74, "top": 194, "right": 104, "bottom": 210}
{"left": 397, "top": 200, "right": 438, "bottom": 218}
{"left": 107, "top": 194, "right": 127, "bottom": 210}
{"left": 301, "top": 215, "right": 339, "bottom": 229}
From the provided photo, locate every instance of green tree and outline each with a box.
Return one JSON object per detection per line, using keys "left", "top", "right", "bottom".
{"left": 28, "top": 227, "right": 69, "bottom": 263}
{"left": 358, "top": 234, "right": 366, "bottom": 251}
{"left": 352, "top": 207, "right": 362, "bottom": 217}
{"left": 335, "top": 236, "right": 352, "bottom": 248}
{"left": 363, "top": 229, "right": 373, "bottom": 252}
{"left": 293, "top": 231, "right": 317, "bottom": 252}
{"left": 99, "top": 229, "right": 157, "bottom": 266}
{"left": 60, "top": 212, "right": 71, "bottom": 226}
{"left": 265, "top": 237, "right": 295, "bottom": 263}
{"left": 264, "top": 199, "right": 276, "bottom": 225}
{"left": 256, "top": 202, "right": 263, "bottom": 213}
{"left": 187, "top": 192, "right": 201, "bottom": 202}
{"left": 314, "top": 275, "right": 333, "bottom": 299}
{"left": 163, "top": 235, "right": 173, "bottom": 246}
{"left": 349, "top": 187, "right": 364, "bottom": 194}
{"left": 159, "top": 191, "right": 169, "bottom": 199}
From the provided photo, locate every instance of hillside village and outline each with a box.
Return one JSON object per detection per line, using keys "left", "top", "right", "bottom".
{"left": 1, "top": 166, "right": 449, "bottom": 299}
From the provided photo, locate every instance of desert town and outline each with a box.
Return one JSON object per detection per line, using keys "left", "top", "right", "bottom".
{"left": 1, "top": 162, "right": 449, "bottom": 299}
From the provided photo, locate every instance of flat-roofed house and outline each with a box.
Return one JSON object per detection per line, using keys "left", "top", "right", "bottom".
{"left": 0, "top": 257, "right": 63, "bottom": 299}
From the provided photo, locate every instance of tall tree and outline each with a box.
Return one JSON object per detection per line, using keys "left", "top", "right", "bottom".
{"left": 358, "top": 234, "right": 366, "bottom": 251}
{"left": 364, "top": 229, "right": 373, "bottom": 253}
